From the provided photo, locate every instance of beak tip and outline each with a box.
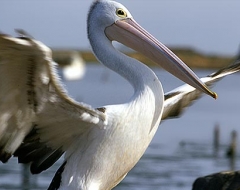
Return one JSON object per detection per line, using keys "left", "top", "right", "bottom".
{"left": 211, "top": 92, "right": 218, "bottom": 99}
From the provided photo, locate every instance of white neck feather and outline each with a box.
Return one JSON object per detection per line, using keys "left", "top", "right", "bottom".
{"left": 62, "top": 11, "right": 165, "bottom": 189}
{"left": 88, "top": 27, "right": 164, "bottom": 130}
{"left": 89, "top": 28, "right": 159, "bottom": 94}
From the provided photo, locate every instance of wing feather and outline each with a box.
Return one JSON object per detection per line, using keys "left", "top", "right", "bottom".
{"left": 2, "top": 31, "right": 239, "bottom": 175}
{"left": 0, "top": 32, "right": 106, "bottom": 169}
{"left": 162, "top": 59, "right": 240, "bottom": 120}
{"left": 0, "top": 33, "right": 38, "bottom": 161}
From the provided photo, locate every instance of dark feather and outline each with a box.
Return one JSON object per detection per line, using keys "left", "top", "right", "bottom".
{"left": 163, "top": 59, "right": 240, "bottom": 120}
{"left": 14, "top": 127, "right": 64, "bottom": 174}
{"left": 30, "top": 148, "right": 64, "bottom": 174}
{"left": 48, "top": 161, "right": 67, "bottom": 190}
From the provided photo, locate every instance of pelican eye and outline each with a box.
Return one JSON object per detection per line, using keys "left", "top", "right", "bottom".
{"left": 116, "top": 8, "right": 127, "bottom": 18}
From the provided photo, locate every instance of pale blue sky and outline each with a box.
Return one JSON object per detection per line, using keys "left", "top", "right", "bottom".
{"left": 1, "top": 0, "right": 240, "bottom": 56}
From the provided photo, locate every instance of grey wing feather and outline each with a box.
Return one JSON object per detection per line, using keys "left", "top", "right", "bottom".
{"left": 162, "top": 59, "right": 240, "bottom": 120}
{"left": 0, "top": 33, "right": 40, "bottom": 162}
{"left": 0, "top": 32, "right": 106, "bottom": 170}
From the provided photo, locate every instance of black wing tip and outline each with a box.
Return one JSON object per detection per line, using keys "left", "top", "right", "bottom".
{"left": 47, "top": 161, "right": 67, "bottom": 190}
{"left": 29, "top": 149, "right": 64, "bottom": 174}
{"left": 15, "top": 29, "right": 34, "bottom": 40}
{"left": 13, "top": 128, "right": 64, "bottom": 175}
{"left": 209, "top": 60, "right": 240, "bottom": 78}
{"left": 15, "top": 147, "right": 64, "bottom": 174}
{"left": 0, "top": 151, "right": 12, "bottom": 163}
{"left": 208, "top": 50, "right": 240, "bottom": 78}
{"left": 0, "top": 29, "right": 34, "bottom": 40}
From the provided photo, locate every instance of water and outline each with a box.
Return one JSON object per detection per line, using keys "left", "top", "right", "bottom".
{"left": 0, "top": 64, "right": 240, "bottom": 190}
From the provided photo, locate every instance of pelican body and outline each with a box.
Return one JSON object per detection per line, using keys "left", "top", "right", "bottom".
{"left": 0, "top": 0, "right": 234, "bottom": 190}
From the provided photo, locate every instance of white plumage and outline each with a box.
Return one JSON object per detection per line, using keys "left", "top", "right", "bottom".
{"left": 0, "top": 0, "right": 239, "bottom": 190}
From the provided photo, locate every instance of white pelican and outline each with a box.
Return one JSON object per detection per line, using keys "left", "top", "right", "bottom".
{"left": 0, "top": 0, "right": 239, "bottom": 189}
{"left": 54, "top": 51, "right": 86, "bottom": 81}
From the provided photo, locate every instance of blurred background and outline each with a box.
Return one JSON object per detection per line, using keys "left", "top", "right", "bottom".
{"left": 1, "top": 0, "right": 240, "bottom": 56}
{"left": 1, "top": 0, "right": 240, "bottom": 189}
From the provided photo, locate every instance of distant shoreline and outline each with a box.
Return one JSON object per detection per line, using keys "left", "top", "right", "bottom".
{"left": 53, "top": 48, "right": 235, "bottom": 69}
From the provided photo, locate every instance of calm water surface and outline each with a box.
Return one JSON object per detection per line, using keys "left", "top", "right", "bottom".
{"left": 0, "top": 64, "right": 240, "bottom": 190}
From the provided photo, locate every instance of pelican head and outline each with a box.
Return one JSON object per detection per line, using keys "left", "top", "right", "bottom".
{"left": 88, "top": 0, "right": 217, "bottom": 99}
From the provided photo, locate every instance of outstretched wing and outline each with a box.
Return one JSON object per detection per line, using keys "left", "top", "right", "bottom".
{"left": 0, "top": 32, "right": 106, "bottom": 172}
{"left": 162, "top": 59, "right": 240, "bottom": 120}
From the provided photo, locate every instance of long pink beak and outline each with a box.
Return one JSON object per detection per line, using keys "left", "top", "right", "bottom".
{"left": 105, "top": 18, "right": 217, "bottom": 99}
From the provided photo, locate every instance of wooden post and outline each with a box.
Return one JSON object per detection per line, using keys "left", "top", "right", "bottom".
{"left": 213, "top": 124, "right": 220, "bottom": 156}
{"left": 226, "top": 130, "right": 237, "bottom": 170}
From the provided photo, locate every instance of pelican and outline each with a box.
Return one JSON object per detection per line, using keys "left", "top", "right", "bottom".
{"left": 0, "top": 0, "right": 239, "bottom": 189}
{"left": 54, "top": 51, "right": 86, "bottom": 81}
